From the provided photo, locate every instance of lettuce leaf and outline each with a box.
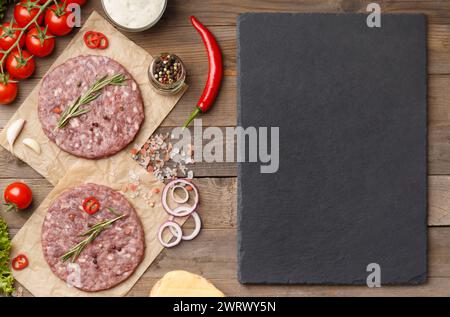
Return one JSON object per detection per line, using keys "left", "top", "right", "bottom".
{"left": 0, "top": 216, "right": 14, "bottom": 296}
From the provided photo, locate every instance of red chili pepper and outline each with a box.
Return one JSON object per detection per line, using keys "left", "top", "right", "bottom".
{"left": 12, "top": 254, "right": 29, "bottom": 271}
{"left": 183, "top": 16, "right": 223, "bottom": 128}
{"left": 82, "top": 196, "right": 100, "bottom": 215}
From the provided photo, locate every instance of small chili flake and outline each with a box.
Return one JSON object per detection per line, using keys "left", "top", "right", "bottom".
{"left": 152, "top": 188, "right": 160, "bottom": 194}
{"left": 130, "top": 148, "right": 138, "bottom": 156}
{"left": 129, "top": 184, "right": 138, "bottom": 192}
{"left": 52, "top": 107, "right": 62, "bottom": 114}
{"left": 186, "top": 185, "right": 193, "bottom": 191}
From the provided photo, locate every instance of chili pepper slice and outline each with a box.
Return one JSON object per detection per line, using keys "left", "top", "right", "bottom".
{"left": 84, "top": 31, "right": 100, "bottom": 48}
{"left": 84, "top": 31, "right": 109, "bottom": 50}
{"left": 82, "top": 196, "right": 100, "bottom": 215}
{"left": 183, "top": 16, "right": 223, "bottom": 128}
{"left": 98, "top": 36, "right": 109, "bottom": 49}
{"left": 12, "top": 254, "right": 29, "bottom": 271}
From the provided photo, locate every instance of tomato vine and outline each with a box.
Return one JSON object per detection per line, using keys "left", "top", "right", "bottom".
{"left": 0, "top": 0, "right": 53, "bottom": 74}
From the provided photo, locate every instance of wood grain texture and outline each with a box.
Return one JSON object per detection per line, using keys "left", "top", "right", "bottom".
{"left": 4, "top": 175, "right": 450, "bottom": 230}
{"left": 126, "top": 227, "right": 450, "bottom": 297}
{"left": 0, "top": 0, "right": 448, "bottom": 297}
{"left": 7, "top": 227, "right": 450, "bottom": 297}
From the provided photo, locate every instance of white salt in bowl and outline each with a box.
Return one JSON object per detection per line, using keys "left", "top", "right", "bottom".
{"left": 101, "top": 0, "right": 168, "bottom": 32}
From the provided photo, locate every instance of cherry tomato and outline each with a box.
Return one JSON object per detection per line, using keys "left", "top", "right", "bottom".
{"left": 0, "top": 74, "right": 18, "bottom": 105}
{"left": 14, "top": 0, "right": 44, "bottom": 28}
{"left": 6, "top": 50, "right": 36, "bottom": 80}
{"left": 44, "top": 3, "right": 73, "bottom": 36}
{"left": 3, "top": 182, "right": 33, "bottom": 211}
{"left": 0, "top": 23, "right": 25, "bottom": 51}
{"left": 66, "top": 0, "right": 87, "bottom": 6}
{"left": 25, "top": 26, "right": 55, "bottom": 57}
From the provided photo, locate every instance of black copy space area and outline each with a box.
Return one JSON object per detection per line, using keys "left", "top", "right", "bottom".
{"left": 237, "top": 13, "right": 427, "bottom": 284}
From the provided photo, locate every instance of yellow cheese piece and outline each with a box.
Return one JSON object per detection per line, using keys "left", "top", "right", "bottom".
{"left": 150, "top": 270, "right": 225, "bottom": 297}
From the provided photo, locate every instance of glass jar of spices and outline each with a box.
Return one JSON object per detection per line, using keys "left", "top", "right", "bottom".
{"left": 149, "top": 53, "right": 186, "bottom": 95}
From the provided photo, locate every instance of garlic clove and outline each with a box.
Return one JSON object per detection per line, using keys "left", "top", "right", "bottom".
{"left": 22, "top": 138, "right": 41, "bottom": 155}
{"left": 7, "top": 119, "right": 26, "bottom": 154}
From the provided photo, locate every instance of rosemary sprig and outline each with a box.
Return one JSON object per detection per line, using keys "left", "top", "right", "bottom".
{"left": 57, "top": 74, "right": 128, "bottom": 129}
{"left": 60, "top": 214, "right": 127, "bottom": 263}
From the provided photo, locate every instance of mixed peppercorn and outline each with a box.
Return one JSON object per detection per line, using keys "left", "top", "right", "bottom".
{"left": 152, "top": 53, "right": 183, "bottom": 86}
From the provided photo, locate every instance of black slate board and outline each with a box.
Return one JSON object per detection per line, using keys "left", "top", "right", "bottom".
{"left": 237, "top": 13, "right": 427, "bottom": 285}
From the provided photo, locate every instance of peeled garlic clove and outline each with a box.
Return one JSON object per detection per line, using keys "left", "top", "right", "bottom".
{"left": 22, "top": 138, "right": 41, "bottom": 154}
{"left": 7, "top": 119, "right": 26, "bottom": 153}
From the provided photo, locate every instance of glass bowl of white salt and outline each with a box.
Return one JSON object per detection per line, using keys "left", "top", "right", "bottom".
{"left": 101, "top": 0, "right": 167, "bottom": 32}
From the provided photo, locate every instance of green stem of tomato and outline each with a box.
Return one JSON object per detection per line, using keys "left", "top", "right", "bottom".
{"left": 2, "top": 202, "right": 18, "bottom": 212}
{"left": 0, "top": 0, "right": 54, "bottom": 74}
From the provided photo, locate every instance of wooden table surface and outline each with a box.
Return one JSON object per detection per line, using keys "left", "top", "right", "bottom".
{"left": 2, "top": 0, "right": 450, "bottom": 297}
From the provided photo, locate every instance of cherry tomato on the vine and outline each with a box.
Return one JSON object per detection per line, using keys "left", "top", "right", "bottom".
{"left": 6, "top": 50, "right": 36, "bottom": 80}
{"left": 25, "top": 26, "right": 55, "bottom": 57}
{"left": 3, "top": 182, "right": 33, "bottom": 211}
{"left": 44, "top": 3, "right": 73, "bottom": 36}
{"left": 14, "top": 0, "right": 44, "bottom": 28}
{"left": 0, "top": 74, "right": 18, "bottom": 105}
{"left": 66, "top": 0, "right": 87, "bottom": 6}
{"left": 0, "top": 23, "right": 25, "bottom": 51}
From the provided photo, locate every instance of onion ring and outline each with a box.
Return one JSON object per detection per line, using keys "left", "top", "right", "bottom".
{"left": 162, "top": 179, "right": 199, "bottom": 217}
{"left": 158, "top": 221, "right": 182, "bottom": 248}
{"left": 169, "top": 211, "right": 202, "bottom": 241}
{"left": 171, "top": 185, "right": 189, "bottom": 204}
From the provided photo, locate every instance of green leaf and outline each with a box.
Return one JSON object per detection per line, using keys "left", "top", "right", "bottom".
{"left": 0, "top": 216, "right": 14, "bottom": 296}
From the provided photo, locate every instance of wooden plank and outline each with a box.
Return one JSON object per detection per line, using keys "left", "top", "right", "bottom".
{"left": 429, "top": 24, "right": 450, "bottom": 75}
{"left": 1, "top": 177, "right": 237, "bottom": 230}
{"left": 0, "top": 73, "right": 237, "bottom": 128}
{"left": 429, "top": 175, "right": 450, "bottom": 225}
{"left": 89, "top": 0, "right": 450, "bottom": 26}
{"left": 1, "top": 24, "right": 450, "bottom": 128}
{"left": 7, "top": 227, "right": 450, "bottom": 297}
{"left": 129, "top": 276, "right": 450, "bottom": 297}
{"left": 4, "top": 175, "right": 450, "bottom": 230}
{"left": 130, "top": 227, "right": 450, "bottom": 297}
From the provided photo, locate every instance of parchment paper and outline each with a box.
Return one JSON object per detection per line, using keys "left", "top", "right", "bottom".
{"left": 11, "top": 161, "right": 184, "bottom": 297}
{"left": 0, "top": 11, "right": 187, "bottom": 185}
{"left": 1, "top": 11, "right": 189, "bottom": 296}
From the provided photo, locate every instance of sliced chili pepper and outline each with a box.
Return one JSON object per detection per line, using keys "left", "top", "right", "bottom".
{"left": 98, "top": 36, "right": 109, "bottom": 49}
{"left": 82, "top": 196, "right": 100, "bottom": 215}
{"left": 84, "top": 31, "right": 100, "bottom": 48}
{"left": 183, "top": 16, "right": 223, "bottom": 128}
{"left": 84, "top": 31, "right": 109, "bottom": 50}
{"left": 52, "top": 106, "right": 62, "bottom": 114}
{"left": 12, "top": 254, "right": 29, "bottom": 271}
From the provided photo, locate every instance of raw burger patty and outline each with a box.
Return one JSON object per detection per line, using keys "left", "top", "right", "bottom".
{"left": 42, "top": 183, "right": 145, "bottom": 292}
{"left": 38, "top": 55, "right": 144, "bottom": 159}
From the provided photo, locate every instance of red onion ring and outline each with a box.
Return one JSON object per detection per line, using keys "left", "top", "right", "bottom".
{"left": 162, "top": 179, "right": 199, "bottom": 217}
{"left": 171, "top": 185, "right": 189, "bottom": 204}
{"left": 168, "top": 206, "right": 202, "bottom": 241}
{"left": 158, "top": 221, "right": 182, "bottom": 248}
